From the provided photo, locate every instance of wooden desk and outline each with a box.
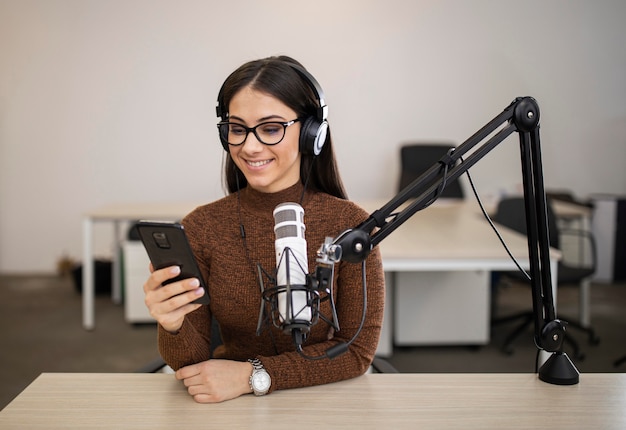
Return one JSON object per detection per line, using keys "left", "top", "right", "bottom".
{"left": 1, "top": 373, "right": 624, "bottom": 429}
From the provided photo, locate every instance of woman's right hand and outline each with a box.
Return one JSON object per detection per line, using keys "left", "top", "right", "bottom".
{"left": 143, "top": 264, "right": 205, "bottom": 333}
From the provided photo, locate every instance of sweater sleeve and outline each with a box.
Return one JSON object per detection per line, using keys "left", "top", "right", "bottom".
{"left": 157, "top": 305, "right": 212, "bottom": 370}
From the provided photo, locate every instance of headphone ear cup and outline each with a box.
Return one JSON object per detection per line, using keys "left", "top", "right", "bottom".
{"left": 299, "top": 116, "right": 328, "bottom": 156}
{"left": 218, "top": 123, "right": 230, "bottom": 152}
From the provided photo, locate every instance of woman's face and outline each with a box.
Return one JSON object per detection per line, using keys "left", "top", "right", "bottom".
{"left": 227, "top": 86, "right": 301, "bottom": 193}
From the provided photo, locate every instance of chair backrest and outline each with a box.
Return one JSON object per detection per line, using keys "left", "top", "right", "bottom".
{"left": 398, "top": 143, "right": 464, "bottom": 199}
{"left": 492, "top": 196, "right": 560, "bottom": 249}
{"left": 546, "top": 189, "right": 593, "bottom": 208}
{"left": 494, "top": 197, "right": 597, "bottom": 283}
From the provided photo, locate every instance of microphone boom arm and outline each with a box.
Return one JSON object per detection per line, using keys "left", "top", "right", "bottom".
{"left": 324, "top": 97, "right": 579, "bottom": 385}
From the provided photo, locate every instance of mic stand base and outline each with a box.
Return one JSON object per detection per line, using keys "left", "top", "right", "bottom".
{"left": 538, "top": 351, "right": 580, "bottom": 385}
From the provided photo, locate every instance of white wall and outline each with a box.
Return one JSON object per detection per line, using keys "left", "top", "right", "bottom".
{"left": 1, "top": 0, "right": 625, "bottom": 274}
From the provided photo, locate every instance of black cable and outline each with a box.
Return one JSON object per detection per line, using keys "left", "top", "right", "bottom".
{"left": 462, "top": 156, "right": 545, "bottom": 371}
{"left": 414, "top": 159, "right": 452, "bottom": 212}
{"left": 462, "top": 158, "right": 531, "bottom": 281}
{"left": 299, "top": 156, "right": 315, "bottom": 205}
{"left": 295, "top": 260, "right": 368, "bottom": 360}
{"left": 534, "top": 348, "right": 541, "bottom": 373}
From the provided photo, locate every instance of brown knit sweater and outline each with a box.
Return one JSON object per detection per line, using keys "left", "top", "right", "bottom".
{"left": 157, "top": 182, "right": 385, "bottom": 393}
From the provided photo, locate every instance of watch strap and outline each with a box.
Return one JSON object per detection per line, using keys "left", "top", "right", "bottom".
{"left": 248, "top": 358, "right": 270, "bottom": 396}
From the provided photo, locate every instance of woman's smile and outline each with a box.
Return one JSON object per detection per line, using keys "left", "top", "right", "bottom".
{"left": 245, "top": 158, "right": 274, "bottom": 168}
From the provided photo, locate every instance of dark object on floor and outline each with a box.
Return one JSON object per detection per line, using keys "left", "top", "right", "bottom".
{"left": 71, "top": 260, "right": 112, "bottom": 295}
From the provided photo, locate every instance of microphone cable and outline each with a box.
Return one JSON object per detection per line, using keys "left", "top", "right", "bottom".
{"left": 299, "top": 156, "right": 315, "bottom": 205}
{"left": 294, "top": 260, "right": 368, "bottom": 360}
{"left": 413, "top": 148, "right": 456, "bottom": 212}
{"left": 462, "top": 157, "right": 531, "bottom": 282}
{"left": 464, "top": 156, "right": 553, "bottom": 371}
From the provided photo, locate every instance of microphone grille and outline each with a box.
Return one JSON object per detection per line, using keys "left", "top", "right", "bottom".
{"left": 273, "top": 202, "right": 305, "bottom": 240}
{"left": 274, "top": 208, "right": 299, "bottom": 224}
{"left": 275, "top": 224, "right": 298, "bottom": 239}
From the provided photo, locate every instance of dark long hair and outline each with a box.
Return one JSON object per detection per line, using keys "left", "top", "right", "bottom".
{"left": 219, "top": 56, "right": 347, "bottom": 200}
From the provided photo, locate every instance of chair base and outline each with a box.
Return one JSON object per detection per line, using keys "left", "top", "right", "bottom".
{"left": 491, "top": 311, "right": 535, "bottom": 355}
{"left": 491, "top": 311, "right": 598, "bottom": 361}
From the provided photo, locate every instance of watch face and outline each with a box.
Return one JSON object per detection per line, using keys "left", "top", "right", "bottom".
{"left": 253, "top": 371, "right": 271, "bottom": 392}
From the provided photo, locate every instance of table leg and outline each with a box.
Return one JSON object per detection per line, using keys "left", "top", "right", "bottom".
{"left": 550, "top": 259, "right": 558, "bottom": 311}
{"left": 112, "top": 221, "right": 122, "bottom": 304}
{"left": 82, "top": 218, "right": 94, "bottom": 330}
{"left": 376, "top": 271, "right": 395, "bottom": 357}
{"left": 579, "top": 278, "right": 590, "bottom": 327}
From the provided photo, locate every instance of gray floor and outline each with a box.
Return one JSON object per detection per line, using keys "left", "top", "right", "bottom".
{"left": 1, "top": 274, "right": 625, "bottom": 410}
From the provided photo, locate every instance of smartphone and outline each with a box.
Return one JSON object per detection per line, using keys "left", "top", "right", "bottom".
{"left": 136, "top": 220, "right": 210, "bottom": 305}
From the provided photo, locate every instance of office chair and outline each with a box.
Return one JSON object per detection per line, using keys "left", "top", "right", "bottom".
{"left": 398, "top": 143, "right": 464, "bottom": 198}
{"left": 546, "top": 189, "right": 593, "bottom": 208}
{"left": 490, "top": 197, "right": 600, "bottom": 359}
{"left": 544, "top": 190, "right": 594, "bottom": 266}
{"left": 136, "top": 317, "right": 398, "bottom": 374}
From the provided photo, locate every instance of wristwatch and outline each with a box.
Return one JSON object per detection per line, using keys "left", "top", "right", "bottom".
{"left": 248, "top": 358, "right": 271, "bottom": 396}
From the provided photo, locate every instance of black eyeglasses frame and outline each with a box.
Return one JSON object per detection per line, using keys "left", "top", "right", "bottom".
{"left": 217, "top": 118, "right": 300, "bottom": 146}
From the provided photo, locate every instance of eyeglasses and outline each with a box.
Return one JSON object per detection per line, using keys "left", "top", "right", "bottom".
{"left": 217, "top": 119, "right": 300, "bottom": 146}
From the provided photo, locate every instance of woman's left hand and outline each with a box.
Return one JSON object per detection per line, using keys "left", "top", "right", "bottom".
{"left": 175, "top": 359, "right": 253, "bottom": 403}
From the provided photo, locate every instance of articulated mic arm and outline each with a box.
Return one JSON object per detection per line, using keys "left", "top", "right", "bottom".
{"left": 322, "top": 97, "right": 579, "bottom": 385}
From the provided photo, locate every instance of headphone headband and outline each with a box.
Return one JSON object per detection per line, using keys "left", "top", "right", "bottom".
{"left": 285, "top": 63, "right": 328, "bottom": 124}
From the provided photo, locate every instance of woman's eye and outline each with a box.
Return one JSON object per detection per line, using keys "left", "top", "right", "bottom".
{"left": 229, "top": 125, "right": 246, "bottom": 135}
{"left": 260, "top": 124, "right": 281, "bottom": 135}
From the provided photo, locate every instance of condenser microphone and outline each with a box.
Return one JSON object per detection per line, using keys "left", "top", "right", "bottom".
{"left": 273, "top": 202, "right": 312, "bottom": 335}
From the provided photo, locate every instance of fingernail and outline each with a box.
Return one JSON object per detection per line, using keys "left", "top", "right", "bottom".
{"left": 170, "top": 266, "right": 181, "bottom": 275}
{"left": 189, "top": 278, "right": 199, "bottom": 287}
{"left": 194, "top": 288, "right": 204, "bottom": 296}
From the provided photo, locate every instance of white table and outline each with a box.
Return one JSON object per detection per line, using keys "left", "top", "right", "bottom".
{"left": 2, "top": 373, "right": 624, "bottom": 429}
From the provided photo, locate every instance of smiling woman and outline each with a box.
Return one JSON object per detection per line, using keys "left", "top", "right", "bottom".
{"left": 141, "top": 56, "right": 386, "bottom": 403}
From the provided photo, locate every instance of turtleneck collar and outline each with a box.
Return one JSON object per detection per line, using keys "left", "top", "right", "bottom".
{"left": 239, "top": 182, "right": 309, "bottom": 215}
